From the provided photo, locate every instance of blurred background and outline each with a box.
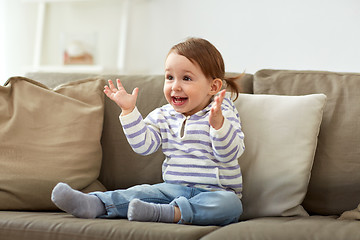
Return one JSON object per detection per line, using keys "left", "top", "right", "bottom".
{"left": 1, "top": 0, "right": 359, "bottom": 85}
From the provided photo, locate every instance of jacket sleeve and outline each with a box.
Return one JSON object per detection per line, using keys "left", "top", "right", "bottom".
{"left": 119, "top": 107, "right": 162, "bottom": 156}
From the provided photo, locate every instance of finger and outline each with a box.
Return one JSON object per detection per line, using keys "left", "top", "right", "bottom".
{"left": 212, "top": 100, "right": 220, "bottom": 114}
{"left": 103, "top": 87, "right": 112, "bottom": 98}
{"left": 216, "top": 95, "right": 221, "bottom": 104}
{"left": 218, "top": 89, "right": 226, "bottom": 102}
{"left": 108, "top": 80, "right": 117, "bottom": 92}
{"left": 213, "top": 91, "right": 225, "bottom": 112}
{"left": 116, "top": 79, "right": 124, "bottom": 90}
{"left": 104, "top": 85, "right": 112, "bottom": 94}
{"left": 215, "top": 94, "right": 222, "bottom": 107}
{"left": 132, "top": 87, "right": 139, "bottom": 97}
{"left": 213, "top": 91, "right": 225, "bottom": 110}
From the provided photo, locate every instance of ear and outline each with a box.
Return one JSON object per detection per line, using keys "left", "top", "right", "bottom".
{"left": 209, "top": 78, "right": 223, "bottom": 95}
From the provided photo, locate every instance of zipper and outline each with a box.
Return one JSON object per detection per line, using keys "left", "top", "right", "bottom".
{"left": 180, "top": 115, "right": 190, "bottom": 138}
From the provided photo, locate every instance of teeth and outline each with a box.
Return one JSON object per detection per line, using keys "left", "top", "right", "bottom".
{"left": 173, "top": 97, "right": 185, "bottom": 103}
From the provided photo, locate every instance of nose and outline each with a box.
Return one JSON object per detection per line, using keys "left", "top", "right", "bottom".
{"left": 172, "top": 79, "right": 181, "bottom": 91}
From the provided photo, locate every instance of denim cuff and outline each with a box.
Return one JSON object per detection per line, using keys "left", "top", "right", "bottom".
{"left": 171, "top": 196, "right": 193, "bottom": 224}
{"left": 90, "top": 192, "right": 123, "bottom": 218}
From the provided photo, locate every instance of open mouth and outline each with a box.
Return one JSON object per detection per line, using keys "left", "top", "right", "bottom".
{"left": 171, "top": 96, "right": 188, "bottom": 106}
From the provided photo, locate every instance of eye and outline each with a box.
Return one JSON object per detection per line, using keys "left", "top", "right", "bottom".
{"left": 166, "top": 75, "right": 173, "bottom": 80}
{"left": 183, "top": 76, "right": 191, "bottom": 81}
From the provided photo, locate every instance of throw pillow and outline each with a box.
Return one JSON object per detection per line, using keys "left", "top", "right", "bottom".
{"left": 0, "top": 76, "right": 106, "bottom": 210}
{"left": 254, "top": 69, "right": 360, "bottom": 215}
{"left": 235, "top": 93, "right": 326, "bottom": 220}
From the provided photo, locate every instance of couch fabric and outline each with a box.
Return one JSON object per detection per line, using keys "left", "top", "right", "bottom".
{"left": 0, "top": 211, "right": 218, "bottom": 240}
{"left": 236, "top": 93, "right": 326, "bottom": 220}
{"left": 254, "top": 69, "right": 360, "bottom": 215}
{"left": 0, "top": 77, "right": 106, "bottom": 211}
{"left": 203, "top": 215, "right": 360, "bottom": 240}
{"left": 0, "top": 70, "right": 359, "bottom": 240}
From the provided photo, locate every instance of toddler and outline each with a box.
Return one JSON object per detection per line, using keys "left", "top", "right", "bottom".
{"left": 52, "top": 37, "right": 245, "bottom": 226}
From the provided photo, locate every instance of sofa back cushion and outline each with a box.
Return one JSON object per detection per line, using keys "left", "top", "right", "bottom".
{"left": 0, "top": 77, "right": 106, "bottom": 210}
{"left": 254, "top": 69, "right": 360, "bottom": 215}
{"left": 25, "top": 73, "right": 168, "bottom": 190}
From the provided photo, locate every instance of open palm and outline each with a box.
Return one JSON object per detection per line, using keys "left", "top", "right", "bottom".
{"left": 104, "top": 79, "right": 139, "bottom": 115}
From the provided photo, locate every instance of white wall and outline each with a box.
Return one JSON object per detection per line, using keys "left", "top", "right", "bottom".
{"left": 1, "top": 0, "right": 360, "bottom": 85}
{"left": 125, "top": 0, "right": 360, "bottom": 74}
{"left": 0, "top": 0, "right": 5, "bottom": 81}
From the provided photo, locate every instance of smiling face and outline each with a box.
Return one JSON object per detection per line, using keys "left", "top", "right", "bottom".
{"left": 164, "top": 52, "right": 221, "bottom": 116}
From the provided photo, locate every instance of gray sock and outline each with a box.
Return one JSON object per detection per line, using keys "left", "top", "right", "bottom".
{"left": 51, "top": 182, "right": 106, "bottom": 219}
{"left": 127, "top": 199, "right": 174, "bottom": 223}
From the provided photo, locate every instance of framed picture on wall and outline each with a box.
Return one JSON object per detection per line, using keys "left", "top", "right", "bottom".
{"left": 61, "top": 32, "right": 97, "bottom": 65}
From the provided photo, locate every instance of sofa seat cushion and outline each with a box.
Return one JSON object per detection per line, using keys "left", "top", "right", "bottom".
{"left": 202, "top": 216, "right": 360, "bottom": 240}
{"left": 0, "top": 211, "right": 218, "bottom": 240}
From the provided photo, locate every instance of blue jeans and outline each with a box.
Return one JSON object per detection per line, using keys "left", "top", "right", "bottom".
{"left": 90, "top": 183, "right": 242, "bottom": 226}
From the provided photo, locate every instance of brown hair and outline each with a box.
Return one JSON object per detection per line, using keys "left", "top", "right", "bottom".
{"left": 168, "top": 37, "right": 243, "bottom": 100}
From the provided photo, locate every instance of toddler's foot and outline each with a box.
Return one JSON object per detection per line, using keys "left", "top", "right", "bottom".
{"left": 51, "top": 182, "right": 106, "bottom": 219}
{"left": 127, "top": 199, "right": 174, "bottom": 223}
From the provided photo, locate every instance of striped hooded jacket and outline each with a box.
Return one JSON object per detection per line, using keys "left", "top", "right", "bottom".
{"left": 120, "top": 95, "right": 245, "bottom": 198}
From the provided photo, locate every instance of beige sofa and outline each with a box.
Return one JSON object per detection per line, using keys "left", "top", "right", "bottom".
{"left": 0, "top": 69, "right": 359, "bottom": 240}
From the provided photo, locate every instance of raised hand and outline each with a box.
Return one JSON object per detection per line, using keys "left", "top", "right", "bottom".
{"left": 209, "top": 89, "right": 226, "bottom": 130}
{"left": 104, "top": 79, "right": 139, "bottom": 115}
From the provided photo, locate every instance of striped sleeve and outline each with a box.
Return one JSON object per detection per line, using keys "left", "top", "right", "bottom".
{"left": 210, "top": 98, "right": 245, "bottom": 163}
{"left": 119, "top": 107, "right": 161, "bottom": 155}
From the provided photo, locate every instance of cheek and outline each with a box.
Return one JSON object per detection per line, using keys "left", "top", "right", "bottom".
{"left": 163, "top": 84, "right": 170, "bottom": 97}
